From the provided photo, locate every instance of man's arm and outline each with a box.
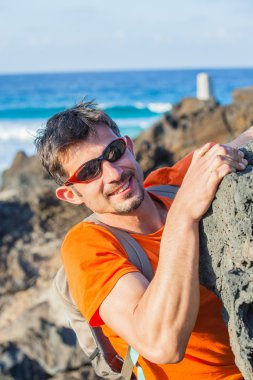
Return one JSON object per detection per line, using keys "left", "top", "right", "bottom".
{"left": 100, "top": 143, "right": 247, "bottom": 364}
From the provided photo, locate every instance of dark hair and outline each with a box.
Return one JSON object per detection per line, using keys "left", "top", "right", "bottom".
{"left": 35, "top": 100, "right": 121, "bottom": 185}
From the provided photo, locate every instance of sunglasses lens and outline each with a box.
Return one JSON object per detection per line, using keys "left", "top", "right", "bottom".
{"left": 76, "top": 159, "right": 100, "bottom": 182}
{"left": 68, "top": 138, "right": 127, "bottom": 184}
{"left": 105, "top": 139, "right": 126, "bottom": 162}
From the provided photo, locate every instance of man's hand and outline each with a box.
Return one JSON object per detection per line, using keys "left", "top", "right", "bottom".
{"left": 227, "top": 126, "right": 253, "bottom": 149}
{"left": 174, "top": 143, "right": 247, "bottom": 222}
{"left": 177, "top": 126, "right": 253, "bottom": 222}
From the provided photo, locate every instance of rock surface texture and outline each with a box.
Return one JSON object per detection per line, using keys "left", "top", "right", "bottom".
{"left": 1, "top": 86, "right": 253, "bottom": 379}
{"left": 0, "top": 154, "right": 95, "bottom": 379}
{"left": 199, "top": 141, "right": 253, "bottom": 380}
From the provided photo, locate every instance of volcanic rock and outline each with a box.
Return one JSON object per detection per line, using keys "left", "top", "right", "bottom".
{"left": 233, "top": 86, "right": 253, "bottom": 105}
{"left": 199, "top": 141, "right": 253, "bottom": 380}
{"left": 0, "top": 152, "right": 91, "bottom": 379}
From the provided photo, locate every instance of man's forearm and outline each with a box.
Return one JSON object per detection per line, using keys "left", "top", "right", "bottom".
{"left": 133, "top": 204, "right": 200, "bottom": 363}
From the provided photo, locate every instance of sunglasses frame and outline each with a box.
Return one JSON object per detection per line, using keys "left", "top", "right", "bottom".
{"left": 64, "top": 137, "right": 127, "bottom": 186}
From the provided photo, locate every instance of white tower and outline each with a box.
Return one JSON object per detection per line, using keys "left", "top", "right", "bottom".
{"left": 196, "top": 73, "right": 213, "bottom": 100}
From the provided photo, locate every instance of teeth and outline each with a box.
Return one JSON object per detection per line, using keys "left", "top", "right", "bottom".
{"left": 113, "top": 179, "right": 130, "bottom": 195}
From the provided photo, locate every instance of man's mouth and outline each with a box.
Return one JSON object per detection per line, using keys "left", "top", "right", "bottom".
{"left": 108, "top": 177, "right": 131, "bottom": 196}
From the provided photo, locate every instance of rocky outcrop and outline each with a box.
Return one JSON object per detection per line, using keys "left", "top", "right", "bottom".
{"left": 1, "top": 86, "right": 253, "bottom": 379}
{"left": 0, "top": 150, "right": 91, "bottom": 292}
{"left": 0, "top": 153, "right": 92, "bottom": 380}
{"left": 199, "top": 142, "right": 253, "bottom": 380}
{"left": 233, "top": 86, "right": 253, "bottom": 105}
{"left": 134, "top": 88, "right": 253, "bottom": 176}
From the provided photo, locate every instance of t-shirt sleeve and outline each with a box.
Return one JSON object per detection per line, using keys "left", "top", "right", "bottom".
{"left": 61, "top": 222, "right": 140, "bottom": 327}
{"left": 144, "top": 151, "right": 193, "bottom": 187}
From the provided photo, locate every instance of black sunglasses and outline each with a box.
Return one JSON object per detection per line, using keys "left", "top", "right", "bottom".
{"left": 64, "top": 138, "right": 127, "bottom": 186}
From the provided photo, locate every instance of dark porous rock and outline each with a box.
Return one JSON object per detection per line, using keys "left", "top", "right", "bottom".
{"left": 0, "top": 150, "right": 89, "bottom": 238}
{"left": 50, "top": 368, "right": 103, "bottom": 380}
{"left": 0, "top": 151, "right": 90, "bottom": 297}
{"left": 0, "top": 200, "right": 36, "bottom": 294}
{"left": 0, "top": 151, "right": 50, "bottom": 192}
{"left": 0, "top": 193, "right": 87, "bottom": 296}
{"left": 0, "top": 150, "right": 95, "bottom": 380}
{"left": 0, "top": 339, "right": 91, "bottom": 380}
{"left": 0, "top": 200, "right": 33, "bottom": 241}
{"left": 0, "top": 342, "right": 48, "bottom": 380}
{"left": 170, "top": 97, "right": 218, "bottom": 119}
{"left": 223, "top": 101, "right": 253, "bottom": 138}
{"left": 0, "top": 302, "right": 91, "bottom": 380}
{"left": 0, "top": 150, "right": 88, "bottom": 237}
{"left": 199, "top": 141, "right": 253, "bottom": 380}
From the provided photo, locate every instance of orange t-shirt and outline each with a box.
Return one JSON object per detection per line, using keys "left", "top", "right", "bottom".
{"left": 61, "top": 153, "right": 242, "bottom": 380}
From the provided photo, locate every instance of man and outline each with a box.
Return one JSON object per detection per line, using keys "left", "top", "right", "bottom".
{"left": 35, "top": 101, "right": 252, "bottom": 379}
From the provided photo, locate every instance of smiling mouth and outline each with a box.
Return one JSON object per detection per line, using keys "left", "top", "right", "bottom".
{"left": 109, "top": 178, "right": 131, "bottom": 196}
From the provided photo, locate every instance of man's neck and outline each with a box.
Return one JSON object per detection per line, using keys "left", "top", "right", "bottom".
{"left": 95, "top": 192, "right": 167, "bottom": 235}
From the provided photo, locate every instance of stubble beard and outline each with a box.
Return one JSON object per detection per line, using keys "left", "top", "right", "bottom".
{"left": 105, "top": 166, "right": 145, "bottom": 214}
{"left": 111, "top": 184, "right": 145, "bottom": 214}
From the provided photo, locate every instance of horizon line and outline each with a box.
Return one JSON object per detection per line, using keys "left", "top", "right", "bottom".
{"left": 1, "top": 65, "right": 253, "bottom": 77}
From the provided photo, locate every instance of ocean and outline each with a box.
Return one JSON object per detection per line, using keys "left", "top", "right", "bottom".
{"left": 1, "top": 68, "right": 253, "bottom": 177}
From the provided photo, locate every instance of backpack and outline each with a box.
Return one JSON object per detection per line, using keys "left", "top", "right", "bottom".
{"left": 53, "top": 184, "right": 179, "bottom": 380}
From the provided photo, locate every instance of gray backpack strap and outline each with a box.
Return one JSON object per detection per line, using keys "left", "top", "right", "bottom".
{"left": 86, "top": 214, "right": 154, "bottom": 282}
{"left": 121, "top": 346, "right": 145, "bottom": 380}
{"left": 147, "top": 184, "right": 179, "bottom": 198}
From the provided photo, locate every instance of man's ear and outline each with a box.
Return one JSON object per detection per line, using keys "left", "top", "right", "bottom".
{"left": 55, "top": 186, "right": 84, "bottom": 205}
{"left": 125, "top": 135, "right": 134, "bottom": 155}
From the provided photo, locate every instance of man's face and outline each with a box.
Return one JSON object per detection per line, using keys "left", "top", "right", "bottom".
{"left": 60, "top": 125, "right": 145, "bottom": 215}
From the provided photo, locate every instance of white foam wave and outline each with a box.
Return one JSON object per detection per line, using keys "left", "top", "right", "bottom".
{"left": 0, "top": 120, "right": 45, "bottom": 141}
{"left": 100, "top": 101, "right": 172, "bottom": 114}
{"left": 134, "top": 102, "right": 172, "bottom": 113}
{"left": 99, "top": 102, "right": 114, "bottom": 110}
{"left": 147, "top": 102, "right": 172, "bottom": 113}
{"left": 134, "top": 102, "right": 147, "bottom": 109}
{"left": 115, "top": 116, "right": 158, "bottom": 128}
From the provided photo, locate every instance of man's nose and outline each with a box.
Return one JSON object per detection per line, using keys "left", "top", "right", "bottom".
{"left": 102, "top": 160, "right": 123, "bottom": 182}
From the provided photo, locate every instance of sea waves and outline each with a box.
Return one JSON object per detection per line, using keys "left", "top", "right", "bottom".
{"left": 0, "top": 102, "right": 172, "bottom": 120}
{"left": 0, "top": 120, "right": 40, "bottom": 174}
{"left": 0, "top": 120, "right": 43, "bottom": 141}
{"left": 102, "top": 102, "right": 172, "bottom": 118}
{"left": 0, "top": 105, "right": 163, "bottom": 173}
{"left": 0, "top": 101, "right": 171, "bottom": 172}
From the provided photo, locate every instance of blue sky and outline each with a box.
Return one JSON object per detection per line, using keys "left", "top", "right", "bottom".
{"left": 1, "top": 0, "right": 253, "bottom": 73}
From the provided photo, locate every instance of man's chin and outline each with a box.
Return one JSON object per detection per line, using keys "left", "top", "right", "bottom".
{"left": 111, "top": 192, "right": 145, "bottom": 214}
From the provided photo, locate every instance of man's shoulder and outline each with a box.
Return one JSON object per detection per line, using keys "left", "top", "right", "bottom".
{"left": 63, "top": 219, "right": 120, "bottom": 246}
{"left": 61, "top": 219, "right": 127, "bottom": 264}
